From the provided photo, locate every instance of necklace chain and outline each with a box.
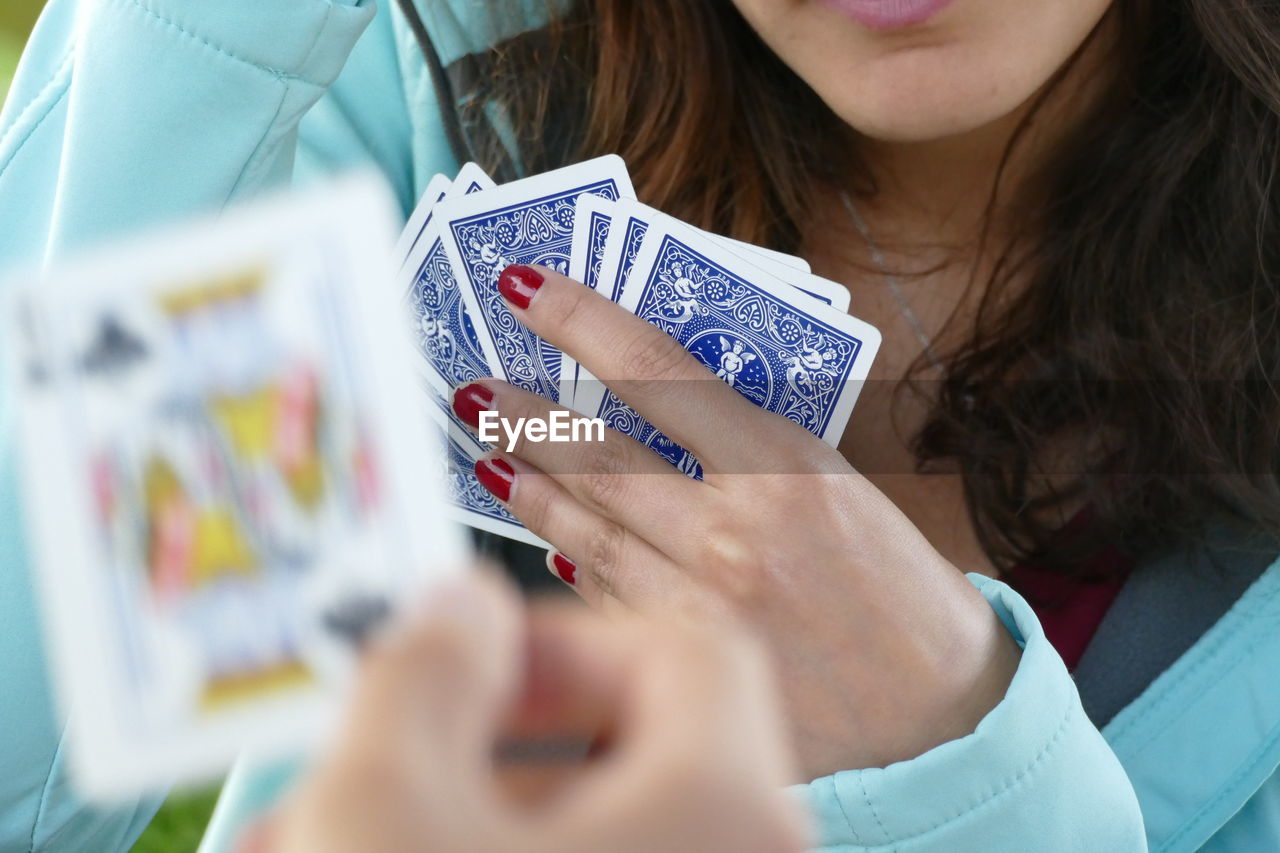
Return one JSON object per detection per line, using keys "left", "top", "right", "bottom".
{"left": 839, "top": 191, "right": 945, "bottom": 373}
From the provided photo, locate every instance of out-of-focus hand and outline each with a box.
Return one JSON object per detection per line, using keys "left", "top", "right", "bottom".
{"left": 249, "top": 571, "right": 809, "bottom": 853}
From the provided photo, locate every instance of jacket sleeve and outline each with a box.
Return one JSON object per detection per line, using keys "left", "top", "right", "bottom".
{"left": 0, "top": 1, "right": 383, "bottom": 849}
{"left": 794, "top": 575, "right": 1148, "bottom": 852}
{"left": 0, "top": 0, "right": 378, "bottom": 268}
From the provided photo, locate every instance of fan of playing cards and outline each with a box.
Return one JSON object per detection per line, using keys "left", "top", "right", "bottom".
{"left": 4, "top": 155, "right": 880, "bottom": 799}
{"left": 407, "top": 156, "right": 881, "bottom": 546}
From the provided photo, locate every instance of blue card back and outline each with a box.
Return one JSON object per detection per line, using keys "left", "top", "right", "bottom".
{"left": 584, "top": 230, "right": 877, "bottom": 475}
{"left": 437, "top": 157, "right": 636, "bottom": 402}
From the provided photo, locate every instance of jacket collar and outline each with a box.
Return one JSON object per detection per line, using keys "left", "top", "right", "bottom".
{"left": 1097, "top": 544, "right": 1280, "bottom": 851}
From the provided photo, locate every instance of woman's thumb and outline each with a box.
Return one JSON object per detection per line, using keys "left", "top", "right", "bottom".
{"left": 348, "top": 569, "right": 525, "bottom": 769}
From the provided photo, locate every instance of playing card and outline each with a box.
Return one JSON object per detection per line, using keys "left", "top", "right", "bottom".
{"left": 563, "top": 198, "right": 854, "bottom": 407}
{"left": 399, "top": 166, "right": 548, "bottom": 546}
{"left": 451, "top": 161, "right": 500, "bottom": 197}
{"left": 439, "top": 425, "right": 550, "bottom": 549}
{"left": 393, "top": 172, "right": 452, "bottom": 267}
{"left": 573, "top": 217, "right": 881, "bottom": 477}
{"left": 403, "top": 164, "right": 497, "bottom": 431}
{"left": 435, "top": 155, "right": 636, "bottom": 403}
{"left": 721, "top": 237, "right": 813, "bottom": 275}
{"left": 6, "top": 174, "right": 467, "bottom": 799}
{"left": 563, "top": 196, "right": 822, "bottom": 406}
{"left": 567, "top": 192, "right": 619, "bottom": 294}
{"left": 412, "top": 388, "right": 549, "bottom": 549}
{"left": 591, "top": 199, "right": 848, "bottom": 309}
{"left": 395, "top": 162, "right": 505, "bottom": 271}
{"left": 770, "top": 263, "right": 850, "bottom": 313}
{"left": 562, "top": 194, "right": 627, "bottom": 409}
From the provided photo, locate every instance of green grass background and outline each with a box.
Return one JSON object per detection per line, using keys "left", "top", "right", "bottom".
{"left": 0, "top": 4, "right": 40, "bottom": 101}
{"left": 2, "top": 3, "right": 225, "bottom": 851}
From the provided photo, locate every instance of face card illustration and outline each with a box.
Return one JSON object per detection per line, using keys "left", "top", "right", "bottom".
{"left": 435, "top": 156, "right": 636, "bottom": 403}
{"left": 8, "top": 175, "right": 465, "bottom": 798}
{"left": 575, "top": 219, "right": 880, "bottom": 477}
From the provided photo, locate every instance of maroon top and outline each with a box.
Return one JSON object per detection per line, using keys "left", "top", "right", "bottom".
{"left": 1005, "top": 544, "right": 1135, "bottom": 671}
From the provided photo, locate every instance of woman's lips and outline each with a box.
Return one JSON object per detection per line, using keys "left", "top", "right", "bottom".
{"left": 821, "top": 0, "right": 956, "bottom": 30}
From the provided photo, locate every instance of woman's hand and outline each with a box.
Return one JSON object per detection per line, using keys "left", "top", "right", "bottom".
{"left": 253, "top": 572, "right": 807, "bottom": 853}
{"left": 452, "top": 264, "right": 1022, "bottom": 780}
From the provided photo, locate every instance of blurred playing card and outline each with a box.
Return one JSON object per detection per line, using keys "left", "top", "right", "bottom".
{"left": 5, "top": 174, "right": 466, "bottom": 799}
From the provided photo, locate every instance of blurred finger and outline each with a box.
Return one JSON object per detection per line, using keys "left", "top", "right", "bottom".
{"left": 346, "top": 571, "right": 525, "bottom": 782}
{"left": 546, "top": 619, "right": 808, "bottom": 851}
{"left": 236, "top": 818, "right": 276, "bottom": 853}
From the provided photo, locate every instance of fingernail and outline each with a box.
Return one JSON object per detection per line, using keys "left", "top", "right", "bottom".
{"left": 474, "top": 457, "right": 516, "bottom": 503}
{"left": 452, "top": 382, "right": 495, "bottom": 428}
{"left": 498, "top": 264, "right": 545, "bottom": 310}
{"left": 549, "top": 552, "right": 577, "bottom": 586}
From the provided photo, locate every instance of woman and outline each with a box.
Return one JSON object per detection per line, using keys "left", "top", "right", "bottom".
{"left": 1, "top": 0, "right": 1277, "bottom": 850}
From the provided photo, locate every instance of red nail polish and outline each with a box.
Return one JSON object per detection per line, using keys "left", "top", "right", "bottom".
{"left": 498, "top": 264, "right": 545, "bottom": 310}
{"left": 474, "top": 457, "right": 515, "bottom": 503}
{"left": 551, "top": 553, "right": 577, "bottom": 585}
{"left": 452, "top": 383, "right": 494, "bottom": 429}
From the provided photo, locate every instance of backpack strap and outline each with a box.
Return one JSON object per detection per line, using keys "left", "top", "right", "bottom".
{"left": 1074, "top": 527, "right": 1279, "bottom": 727}
{"left": 1080, "top": 529, "right": 1280, "bottom": 850}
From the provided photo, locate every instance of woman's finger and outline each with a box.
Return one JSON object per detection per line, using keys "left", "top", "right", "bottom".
{"left": 355, "top": 572, "right": 525, "bottom": 773}
{"left": 453, "top": 379, "right": 706, "bottom": 551}
{"left": 542, "top": 616, "right": 809, "bottom": 853}
{"left": 495, "top": 264, "right": 787, "bottom": 472}
{"left": 500, "top": 600, "right": 638, "bottom": 740}
{"left": 473, "top": 452, "right": 701, "bottom": 613}
{"left": 544, "top": 552, "right": 632, "bottom": 622}
{"left": 491, "top": 601, "right": 638, "bottom": 806}
{"left": 269, "top": 572, "right": 526, "bottom": 853}
{"left": 236, "top": 818, "right": 276, "bottom": 853}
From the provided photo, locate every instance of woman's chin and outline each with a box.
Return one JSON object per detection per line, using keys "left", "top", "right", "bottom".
{"left": 834, "top": 98, "right": 1021, "bottom": 146}
{"left": 840, "top": 109, "right": 1001, "bottom": 145}
{"left": 821, "top": 67, "right": 1036, "bottom": 145}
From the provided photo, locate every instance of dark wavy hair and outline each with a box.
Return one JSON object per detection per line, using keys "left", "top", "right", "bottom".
{"left": 453, "top": 0, "right": 1280, "bottom": 575}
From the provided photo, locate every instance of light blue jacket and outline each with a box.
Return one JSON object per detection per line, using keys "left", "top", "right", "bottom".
{"left": 1, "top": 2, "right": 1277, "bottom": 851}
